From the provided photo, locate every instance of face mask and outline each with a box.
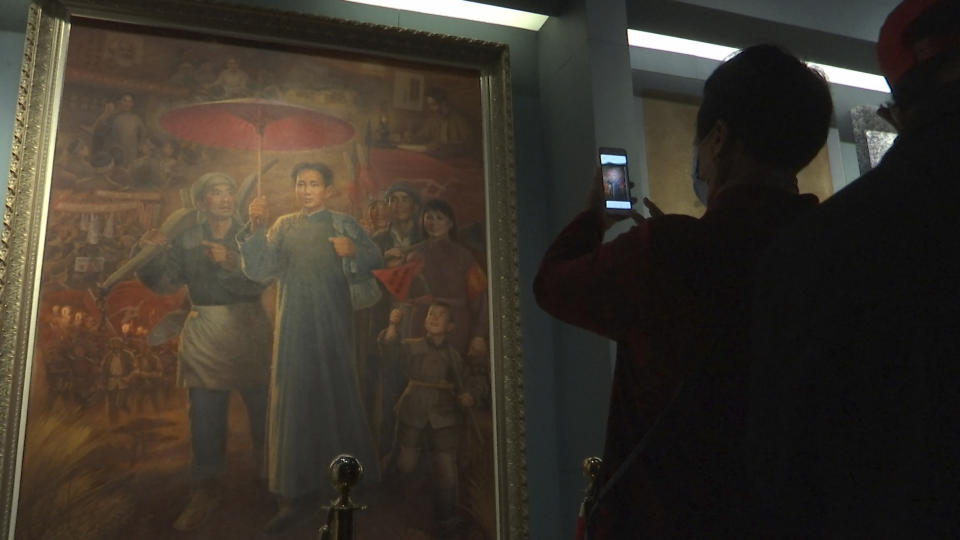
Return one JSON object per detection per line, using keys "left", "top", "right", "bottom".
{"left": 691, "top": 145, "right": 709, "bottom": 206}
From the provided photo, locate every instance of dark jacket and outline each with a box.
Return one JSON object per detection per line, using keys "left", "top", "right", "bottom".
{"left": 749, "top": 87, "right": 960, "bottom": 538}
{"left": 534, "top": 185, "right": 818, "bottom": 539}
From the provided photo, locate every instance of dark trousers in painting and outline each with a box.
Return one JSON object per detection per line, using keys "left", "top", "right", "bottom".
{"left": 189, "top": 386, "right": 268, "bottom": 480}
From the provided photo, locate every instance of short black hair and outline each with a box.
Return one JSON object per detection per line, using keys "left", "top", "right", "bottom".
{"left": 696, "top": 44, "right": 832, "bottom": 173}
{"left": 420, "top": 198, "right": 458, "bottom": 241}
{"left": 291, "top": 162, "right": 333, "bottom": 187}
{"left": 428, "top": 300, "right": 454, "bottom": 322}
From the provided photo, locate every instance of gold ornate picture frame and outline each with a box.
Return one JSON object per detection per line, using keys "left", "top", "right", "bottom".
{"left": 0, "top": 1, "right": 526, "bottom": 538}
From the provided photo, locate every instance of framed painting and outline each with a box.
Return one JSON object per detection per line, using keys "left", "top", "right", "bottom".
{"left": 0, "top": 1, "right": 527, "bottom": 539}
{"left": 851, "top": 104, "right": 897, "bottom": 175}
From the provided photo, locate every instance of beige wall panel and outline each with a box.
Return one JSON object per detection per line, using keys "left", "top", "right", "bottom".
{"left": 641, "top": 95, "right": 834, "bottom": 218}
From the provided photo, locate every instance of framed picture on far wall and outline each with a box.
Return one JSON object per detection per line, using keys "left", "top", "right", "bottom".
{"left": 851, "top": 104, "right": 898, "bottom": 175}
{"left": 0, "top": 1, "right": 527, "bottom": 539}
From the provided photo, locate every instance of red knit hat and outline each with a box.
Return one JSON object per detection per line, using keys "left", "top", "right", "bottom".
{"left": 877, "top": 0, "right": 960, "bottom": 88}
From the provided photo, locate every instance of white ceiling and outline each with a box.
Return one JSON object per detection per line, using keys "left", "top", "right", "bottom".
{"left": 0, "top": 0, "right": 905, "bottom": 43}
{"left": 673, "top": 0, "right": 901, "bottom": 43}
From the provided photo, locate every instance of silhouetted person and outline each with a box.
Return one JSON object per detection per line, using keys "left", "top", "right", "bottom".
{"left": 748, "top": 1, "right": 960, "bottom": 537}
{"left": 534, "top": 45, "right": 832, "bottom": 539}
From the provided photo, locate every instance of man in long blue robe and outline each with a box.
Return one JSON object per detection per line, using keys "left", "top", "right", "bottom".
{"left": 239, "top": 162, "right": 381, "bottom": 534}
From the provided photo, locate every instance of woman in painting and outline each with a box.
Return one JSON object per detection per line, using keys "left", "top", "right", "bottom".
{"left": 407, "top": 198, "right": 488, "bottom": 360}
{"left": 239, "top": 161, "right": 382, "bottom": 535}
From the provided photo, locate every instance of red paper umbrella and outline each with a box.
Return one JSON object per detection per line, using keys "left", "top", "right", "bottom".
{"left": 159, "top": 99, "right": 355, "bottom": 193}
{"left": 159, "top": 99, "right": 354, "bottom": 151}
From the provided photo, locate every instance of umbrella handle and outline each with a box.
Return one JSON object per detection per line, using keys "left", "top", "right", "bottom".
{"left": 254, "top": 111, "right": 265, "bottom": 197}
{"left": 257, "top": 131, "right": 263, "bottom": 197}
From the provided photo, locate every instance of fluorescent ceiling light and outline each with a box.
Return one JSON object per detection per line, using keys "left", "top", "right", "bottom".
{"left": 345, "top": 0, "right": 549, "bottom": 31}
{"left": 807, "top": 63, "right": 890, "bottom": 93}
{"left": 627, "top": 29, "right": 890, "bottom": 94}
{"left": 628, "top": 29, "right": 737, "bottom": 62}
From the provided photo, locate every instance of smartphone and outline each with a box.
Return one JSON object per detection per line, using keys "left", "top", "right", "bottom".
{"left": 598, "top": 147, "right": 632, "bottom": 211}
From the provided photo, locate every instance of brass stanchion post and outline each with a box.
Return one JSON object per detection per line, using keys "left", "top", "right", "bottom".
{"left": 577, "top": 456, "right": 603, "bottom": 540}
{"left": 318, "top": 454, "right": 366, "bottom": 540}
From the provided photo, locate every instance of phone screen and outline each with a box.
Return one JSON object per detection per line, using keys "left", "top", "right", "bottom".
{"left": 599, "top": 149, "right": 631, "bottom": 210}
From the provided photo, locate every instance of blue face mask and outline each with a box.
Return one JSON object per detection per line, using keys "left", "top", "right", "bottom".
{"left": 691, "top": 146, "right": 709, "bottom": 207}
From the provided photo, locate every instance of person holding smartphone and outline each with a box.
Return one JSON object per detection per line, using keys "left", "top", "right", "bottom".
{"left": 534, "top": 44, "right": 832, "bottom": 539}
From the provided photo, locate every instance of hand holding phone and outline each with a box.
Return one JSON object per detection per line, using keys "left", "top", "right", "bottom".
{"left": 643, "top": 197, "right": 664, "bottom": 218}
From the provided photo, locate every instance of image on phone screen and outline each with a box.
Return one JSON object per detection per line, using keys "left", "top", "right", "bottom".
{"left": 599, "top": 152, "right": 630, "bottom": 210}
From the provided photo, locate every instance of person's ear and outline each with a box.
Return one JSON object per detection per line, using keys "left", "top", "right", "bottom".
{"left": 704, "top": 119, "right": 730, "bottom": 160}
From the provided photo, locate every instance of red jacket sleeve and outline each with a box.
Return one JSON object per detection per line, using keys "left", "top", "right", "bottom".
{"left": 533, "top": 210, "right": 654, "bottom": 342}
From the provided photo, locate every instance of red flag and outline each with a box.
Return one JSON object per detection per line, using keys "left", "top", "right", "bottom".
{"left": 371, "top": 259, "right": 424, "bottom": 300}
{"left": 347, "top": 165, "right": 377, "bottom": 206}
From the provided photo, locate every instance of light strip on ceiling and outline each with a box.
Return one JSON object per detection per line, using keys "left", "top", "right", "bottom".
{"left": 627, "top": 29, "right": 890, "bottom": 94}
{"left": 808, "top": 63, "right": 890, "bottom": 93}
{"left": 345, "top": 0, "right": 549, "bottom": 31}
